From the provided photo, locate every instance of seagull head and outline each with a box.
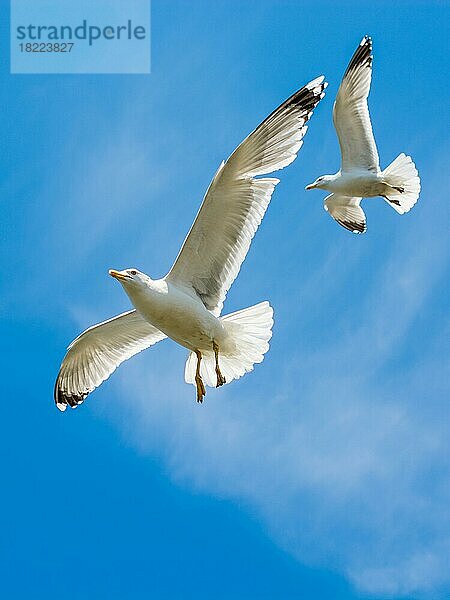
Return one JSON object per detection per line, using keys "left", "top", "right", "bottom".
{"left": 109, "top": 268, "right": 148, "bottom": 288}
{"left": 305, "top": 175, "right": 334, "bottom": 191}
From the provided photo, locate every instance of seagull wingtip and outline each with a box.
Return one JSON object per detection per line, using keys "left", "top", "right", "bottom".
{"left": 307, "top": 74, "right": 325, "bottom": 88}
{"left": 55, "top": 400, "right": 67, "bottom": 412}
{"left": 306, "top": 76, "right": 328, "bottom": 100}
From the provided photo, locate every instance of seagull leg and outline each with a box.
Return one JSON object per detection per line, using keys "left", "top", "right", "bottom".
{"left": 213, "top": 341, "right": 226, "bottom": 388}
{"left": 195, "top": 350, "right": 206, "bottom": 403}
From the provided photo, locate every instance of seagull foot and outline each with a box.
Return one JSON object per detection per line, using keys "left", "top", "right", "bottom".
{"left": 215, "top": 368, "right": 226, "bottom": 388}
{"left": 212, "top": 341, "right": 226, "bottom": 388}
{"left": 393, "top": 185, "right": 405, "bottom": 193}
{"left": 195, "top": 375, "right": 206, "bottom": 403}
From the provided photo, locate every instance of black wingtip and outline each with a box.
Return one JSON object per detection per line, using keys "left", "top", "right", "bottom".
{"left": 53, "top": 377, "right": 66, "bottom": 412}
{"left": 339, "top": 219, "right": 367, "bottom": 234}
{"left": 54, "top": 376, "right": 88, "bottom": 412}
{"left": 344, "top": 36, "right": 373, "bottom": 78}
{"left": 285, "top": 75, "right": 328, "bottom": 113}
{"left": 261, "top": 75, "right": 327, "bottom": 129}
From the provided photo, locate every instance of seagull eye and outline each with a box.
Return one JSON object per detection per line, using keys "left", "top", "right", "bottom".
{"left": 130, "top": 270, "right": 137, "bottom": 276}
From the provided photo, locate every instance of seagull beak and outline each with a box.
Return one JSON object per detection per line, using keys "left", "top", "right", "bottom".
{"left": 109, "top": 269, "right": 128, "bottom": 281}
{"left": 305, "top": 182, "right": 316, "bottom": 190}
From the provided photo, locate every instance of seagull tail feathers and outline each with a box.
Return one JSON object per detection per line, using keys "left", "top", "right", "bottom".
{"left": 382, "top": 153, "right": 421, "bottom": 214}
{"left": 185, "top": 301, "right": 273, "bottom": 388}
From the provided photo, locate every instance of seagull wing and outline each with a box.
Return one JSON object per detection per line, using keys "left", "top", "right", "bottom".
{"left": 54, "top": 310, "right": 166, "bottom": 411}
{"left": 166, "top": 77, "right": 327, "bottom": 315}
{"left": 333, "top": 36, "right": 379, "bottom": 173}
{"left": 324, "top": 193, "right": 366, "bottom": 234}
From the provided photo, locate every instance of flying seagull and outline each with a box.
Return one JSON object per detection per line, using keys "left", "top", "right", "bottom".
{"left": 305, "top": 36, "right": 420, "bottom": 233}
{"left": 54, "top": 76, "right": 327, "bottom": 410}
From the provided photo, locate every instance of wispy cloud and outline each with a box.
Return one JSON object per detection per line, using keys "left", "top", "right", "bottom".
{"left": 99, "top": 175, "right": 450, "bottom": 598}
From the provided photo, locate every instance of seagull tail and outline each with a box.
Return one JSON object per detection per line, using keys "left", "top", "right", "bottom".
{"left": 382, "top": 153, "right": 421, "bottom": 214}
{"left": 184, "top": 301, "right": 274, "bottom": 388}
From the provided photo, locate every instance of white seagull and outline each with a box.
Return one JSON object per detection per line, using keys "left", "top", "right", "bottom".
{"left": 305, "top": 36, "right": 420, "bottom": 233}
{"left": 54, "top": 76, "right": 327, "bottom": 410}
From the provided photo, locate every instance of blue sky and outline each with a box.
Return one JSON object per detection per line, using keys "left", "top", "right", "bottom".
{"left": 1, "top": 1, "right": 449, "bottom": 598}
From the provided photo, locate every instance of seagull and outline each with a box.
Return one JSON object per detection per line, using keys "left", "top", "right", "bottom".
{"left": 54, "top": 76, "right": 327, "bottom": 410}
{"left": 305, "top": 36, "right": 420, "bottom": 233}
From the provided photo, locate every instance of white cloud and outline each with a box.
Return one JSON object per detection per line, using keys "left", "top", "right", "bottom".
{"left": 99, "top": 196, "right": 450, "bottom": 599}
{"left": 114, "top": 345, "right": 449, "bottom": 597}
